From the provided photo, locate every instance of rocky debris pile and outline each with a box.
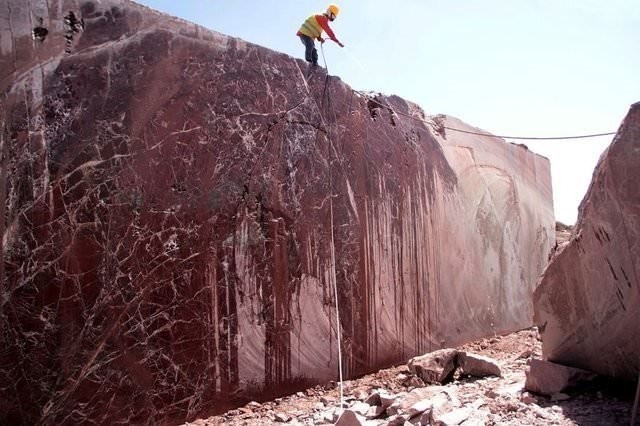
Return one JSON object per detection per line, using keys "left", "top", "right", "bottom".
{"left": 551, "top": 222, "right": 573, "bottom": 255}
{"left": 330, "top": 346, "right": 503, "bottom": 426}
{"left": 554, "top": 222, "right": 573, "bottom": 245}
{"left": 187, "top": 329, "right": 636, "bottom": 425}
{"left": 407, "top": 349, "right": 502, "bottom": 386}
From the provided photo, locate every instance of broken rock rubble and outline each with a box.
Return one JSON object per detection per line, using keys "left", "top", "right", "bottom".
{"left": 187, "top": 329, "right": 634, "bottom": 425}
{"left": 192, "top": 348, "right": 506, "bottom": 425}
{"left": 407, "top": 349, "right": 502, "bottom": 385}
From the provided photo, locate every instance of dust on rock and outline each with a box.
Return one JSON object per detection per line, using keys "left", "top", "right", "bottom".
{"left": 186, "top": 328, "right": 636, "bottom": 425}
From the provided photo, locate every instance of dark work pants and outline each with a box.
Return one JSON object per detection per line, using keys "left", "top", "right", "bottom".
{"left": 299, "top": 35, "right": 318, "bottom": 65}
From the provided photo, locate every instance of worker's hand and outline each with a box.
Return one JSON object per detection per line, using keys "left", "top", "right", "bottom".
{"left": 338, "top": 42, "right": 345, "bottom": 48}
{"left": 318, "top": 37, "right": 325, "bottom": 43}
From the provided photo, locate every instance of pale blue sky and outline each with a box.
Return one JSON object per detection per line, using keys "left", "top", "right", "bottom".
{"left": 135, "top": 0, "right": 639, "bottom": 224}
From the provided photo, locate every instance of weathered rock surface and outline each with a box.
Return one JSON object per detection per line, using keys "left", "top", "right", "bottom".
{"left": 534, "top": 102, "right": 640, "bottom": 380}
{"left": 524, "top": 359, "right": 595, "bottom": 396}
{"left": 1, "top": 0, "right": 554, "bottom": 424}
{"left": 334, "top": 409, "right": 366, "bottom": 426}
{"left": 408, "top": 349, "right": 458, "bottom": 384}
{"left": 408, "top": 348, "right": 502, "bottom": 385}
{"left": 458, "top": 352, "right": 502, "bottom": 378}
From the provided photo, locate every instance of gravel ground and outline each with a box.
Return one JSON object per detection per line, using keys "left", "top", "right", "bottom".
{"left": 184, "top": 328, "right": 638, "bottom": 425}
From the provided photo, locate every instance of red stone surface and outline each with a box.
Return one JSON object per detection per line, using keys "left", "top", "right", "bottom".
{"left": 1, "top": 1, "right": 554, "bottom": 424}
{"left": 534, "top": 103, "right": 640, "bottom": 381}
{"left": 524, "top": 359, "right": 595, "bottom": 396}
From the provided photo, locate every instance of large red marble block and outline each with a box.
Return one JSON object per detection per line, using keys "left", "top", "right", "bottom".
{"left": 1, "top": 0, "right": 554, "bottom": 423}
{"left": 534, "top": 103, "right": 640, "bottom": 380}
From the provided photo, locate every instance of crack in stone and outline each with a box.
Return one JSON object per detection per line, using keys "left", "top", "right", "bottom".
{"left": 6, "top": 1, "right": 17, "bottom": 77}
{"left": 285, "top": 119, "right": 327, "bottom": 134}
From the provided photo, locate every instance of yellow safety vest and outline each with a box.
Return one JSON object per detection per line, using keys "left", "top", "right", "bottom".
{"left": 298, "top": 15, "right": 323, "bottom": 39}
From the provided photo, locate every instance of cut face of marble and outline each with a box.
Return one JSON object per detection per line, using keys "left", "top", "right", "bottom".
{"left": 1, "top": 1, "right": 554, "bottom": 424}
{"left": 534, "top": 103, "right": 640, "bottom": 381}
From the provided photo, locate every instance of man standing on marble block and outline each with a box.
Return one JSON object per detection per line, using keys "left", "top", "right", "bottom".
{"left": 297, "top": 4, "right": 345, "bottom": 67}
